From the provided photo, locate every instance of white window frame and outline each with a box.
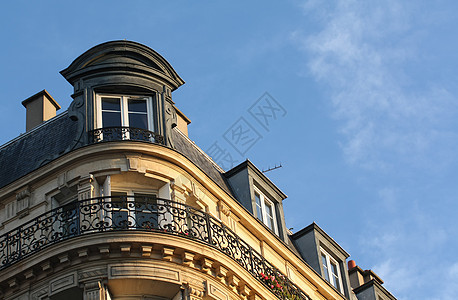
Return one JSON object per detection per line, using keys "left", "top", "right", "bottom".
{"left": 320, "top": 247, "right": 344, "bottom": 293}
{"left": 95, "top": 93, "right": 154, "bottom": 131}
{"left": 254, "top": 187, "right": 278, "bottom": 234}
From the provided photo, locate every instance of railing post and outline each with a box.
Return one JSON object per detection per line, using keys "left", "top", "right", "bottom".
{"left": 206, "top": 214, "right": 212, "bottom": 245}
{"left": 248, "top": 243, "right": 255, "bottom": 277}
{"left": 17, "top": 227, "right": 21, "bottom": 262}
{"left": 76, "top": 201, "right": 81, "bottom": 236}
{"left": 5, "top": 232, "right": 9, "bottom": 267}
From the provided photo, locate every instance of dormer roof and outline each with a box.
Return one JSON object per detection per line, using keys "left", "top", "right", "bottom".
{"left": 60, "top": 40, "right": 185, "bottom": 91}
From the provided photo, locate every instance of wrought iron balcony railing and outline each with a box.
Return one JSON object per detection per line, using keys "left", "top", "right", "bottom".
{"left": 0, "top": 197, "right": 310, "bottom": 300}
{"left": 89, "top": 127, "right": 164, "bottom": 144}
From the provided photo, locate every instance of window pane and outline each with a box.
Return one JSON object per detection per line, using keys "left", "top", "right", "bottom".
{"left": 111, "top": 192, "right": 127, "bottom": 208}
{"left": 102, "top": 97, "right": 121, "bottom": 111}
{"left": 331, "top": 262, "right": 340, "bottom": 290}
{"left": 265, "top": 202, "right": 274, "bottom": 229}
{"left": 321, "top": 254, "right": 330, "bottom": 281}
{"left": 134, "top": 193, "right": 157, "bottom": 207}
{"left": 266, "top": 215, "right": 274, "bottom": 230}
{"left": 255, "top": 193, "right": 263, "bottom": 221}
{"left": 134, "top": 193, "right": 157, "bottom": 228}
{"left": 102, "top": 111, "right": 122, "bottom": 127}
{"left": 129, "top": 113, "right": 148, "bottom": 129}
{"left": 128, "top": 99, "right": 147, "bottom": 112}
{"left": 111, "top": 192, "right": 128, "bottom": 228}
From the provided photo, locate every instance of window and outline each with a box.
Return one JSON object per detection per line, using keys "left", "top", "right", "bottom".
{"left": 320, "top": 248, "right": 343, "bottom": 293}
{"left": 96, "top": 94, "right": 154, "bottom": 132}
{"left": 254, "top": 188, "right": 277, "bottom": 234}
{"left": 110, "top": 190, "right": 158, "bottom": 229}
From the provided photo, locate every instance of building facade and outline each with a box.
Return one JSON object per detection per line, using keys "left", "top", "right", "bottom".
{"left": 0, "top": 41, "right": 396, "bottom": 300}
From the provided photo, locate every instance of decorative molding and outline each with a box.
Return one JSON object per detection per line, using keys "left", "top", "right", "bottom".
{"left": 15, "top": 186, "right": 31, "bottom": 217}
{"left": 41, "top": 261, "right": 52, "bottom": 272}
{"left": 57, "top": 172, "right": 68, "bottom": 189}
{"left": 98, "top": 246, "right": 110, "bottom": 255}
{"left": 218, "top": 201, "right": 231, "bottom": 217}
{"left": 248, "top": 294, "right": 263, "bottom": 300}
{"left": 141, "top": 245, "right": 152, "bottom": 257}
{"left": 183, "top": 280, "right": 206, "bottom": 299}
{"left": 215, "top": 265, "right": 228, "bottom": 281}
{"left": 30, "top": 286, "right": 48, "bottom": 300}
{"left": 162, "top": 247, "right": 175, "bottom": 261}
{"left": 24, "top": 269, "right": 35, "bottom": 280}
{"left": 8, "top": 278, "right": 18, "bottom": 289}
{"left": 15, "top": 186, "right": 31, "bottom": 201}
{"left": 78, "top": 174, "right": 94, "bottom": 201}
{"left": 201, "top": 258, "right": 214, "bottom": 274}
{"left": 78, "top": 248, "right": 89, "bottom": 258}
{"left": 125, "top": 154, "right": 143, "bottom": 171}
{"left": 66, "top": 90, "right": 86, "bottom": 150}
{"left": 10, "top": 292, "right": 29, "bottom": 300}
{"left": 109, "top": 264, "right": 180, "bottom": 283}
{"left": 83, "top": 280, "right": 104, "bottom": 300}
{"left": 207, "top": 282, "right": 229, "bottom": 300}
{"left": 120, "top": 244, "right": 131, "bottom": 254}
{"left": 163, "top": 90, "right": 177, "bottom": 148}
{"left": 49, "top": 272, "right": 77, "bottom": 296}
{"left": 79, "top": 267, "right": 108, "bottom": 282}
{"left": 185, "top": 181, "right": 207, "bottom": 210}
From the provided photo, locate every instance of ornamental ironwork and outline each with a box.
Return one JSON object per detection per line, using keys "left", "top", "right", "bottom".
{"left": 89, "top": 127, "right": 164, "bottom": 144}
{"left": 0, "top": 196, "right": 310, "bottom": 300}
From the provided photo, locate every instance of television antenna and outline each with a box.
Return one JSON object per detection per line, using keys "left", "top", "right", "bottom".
{"left": 262, "top": 163, "right": 283, "bottom": 173}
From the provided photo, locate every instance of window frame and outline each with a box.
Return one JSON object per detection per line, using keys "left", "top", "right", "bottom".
{"left": 109, "top": 188, "right": 159, "bottom": 229}
{"left": 253, "top": 187, "right": 278, "bottom": 234}
{"left": 320, "top": 247, "right": 344, "bottom": 293}
{"left": 95, "top": 93, "right": 155, "bottom": 131}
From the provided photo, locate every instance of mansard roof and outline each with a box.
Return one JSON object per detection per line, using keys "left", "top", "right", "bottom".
{"left": 0, "top": 112, "right": 77, "bottom": 189}
{"left": 0, "top": 113, "right": 232, "bottom": 196}
{"left": 60, "top": 40, "right": 185, "bottom": 90}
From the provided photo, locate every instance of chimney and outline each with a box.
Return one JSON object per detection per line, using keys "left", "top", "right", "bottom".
{"left": 348, "top": 260, "right": 384, "bottom": 289}
{"left": 22, "top": 90, "right": 61, "bottom": 131}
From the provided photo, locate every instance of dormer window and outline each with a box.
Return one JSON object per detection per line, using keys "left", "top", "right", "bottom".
{"left": 96, "top": 94, "right": 154, "bottom": 131}
{"left": 91, "top": 93, "right": 161, "bottom": 142}
{"left": 290, "top": 223, "right": 351, "bottom": 297}
{"left": 254, "top": 187, "right": 278, "bottom": 234}
{"left": 320, "top": 248, "right": 344, "bottom": 293}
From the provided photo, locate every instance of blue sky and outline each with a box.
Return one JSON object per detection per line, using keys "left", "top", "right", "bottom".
{"left": 1, "top": 1, "right": 458, "bottom": 299}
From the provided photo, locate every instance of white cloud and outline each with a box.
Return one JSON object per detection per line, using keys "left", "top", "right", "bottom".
{"left": 377, "top": 187, "right": 398, "bottom": 212}
{"left": 372, "top": 259, "right": 413, "bottom": 298}
{"left": 292, "top": 2, "right": 458, "bottom": 299}
{"left": 292, "top": 0, "right": 458, "bottom": 170}
{"left": 429, "top": 262, "right": 458, "bottom": 300}
{"left": 357, "top": 202, "right": 451, "bottom": 298}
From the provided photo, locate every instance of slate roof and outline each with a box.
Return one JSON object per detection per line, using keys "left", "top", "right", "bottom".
{"left": 0, "top": 112, "right": 233, "bottom": 197}
{"left": 171, "top": 128, "right": 233, "bottom": 195}
{"left": 0, "top": 112, "right": 77, "bottom": 189}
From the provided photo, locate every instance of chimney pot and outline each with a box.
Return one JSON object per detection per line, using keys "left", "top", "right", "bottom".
{"left": 348, "top": 260, "right": 356, "bottom": 269}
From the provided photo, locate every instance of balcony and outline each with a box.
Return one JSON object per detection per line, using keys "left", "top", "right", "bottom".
{"left": 0, "top": 196, "right": 310, "bottom": 300}
{"left": 89, "top": 127, "right": 164, "bottom": 144}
